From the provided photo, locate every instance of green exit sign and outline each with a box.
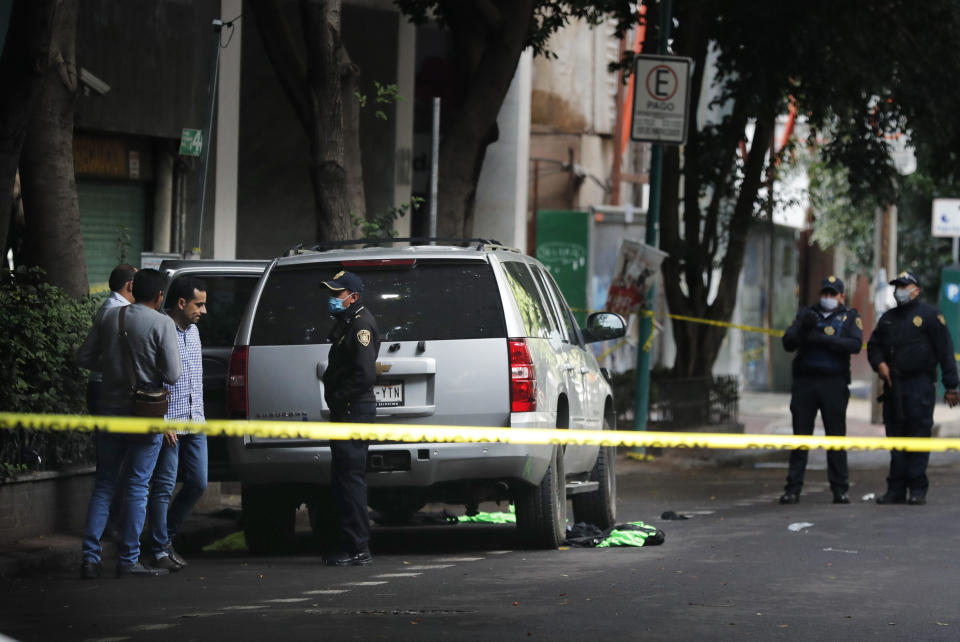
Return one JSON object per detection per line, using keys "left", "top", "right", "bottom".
{"left": 179, "top": 128, "right": 203, "bottom": 157}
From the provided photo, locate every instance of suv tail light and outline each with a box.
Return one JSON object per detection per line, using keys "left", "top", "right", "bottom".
{"left": 508, "top": 339, "right": 537, "bottom": 412}
{"left": 228, "top": 346, "right": 248, "bottom": 419}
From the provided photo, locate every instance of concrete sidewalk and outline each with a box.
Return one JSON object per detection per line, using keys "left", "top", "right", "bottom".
{"left": 0, "top": 500, "right": 240, "bottom": 580}
{"left": 739, "top": 389, "right": 960, "bottom": 438}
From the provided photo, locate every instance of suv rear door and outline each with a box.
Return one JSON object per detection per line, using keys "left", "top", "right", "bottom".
{"left": 162, "top": 261, "right": 268, "bottom": 479}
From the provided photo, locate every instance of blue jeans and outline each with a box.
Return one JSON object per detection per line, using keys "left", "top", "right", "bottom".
{"left": 82, "top": 427, "right": 163, "bottom": 566}
{"left": 148, "top": 433, "right": 208, "bottom": 557}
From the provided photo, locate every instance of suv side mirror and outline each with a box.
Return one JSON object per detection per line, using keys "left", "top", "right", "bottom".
{"left": 581, "top": 312, "right": 627, "bottom": 343}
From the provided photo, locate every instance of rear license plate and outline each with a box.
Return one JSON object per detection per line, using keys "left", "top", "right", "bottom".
{"left": 375, "top": 381, "right": 404, "bottom": 407}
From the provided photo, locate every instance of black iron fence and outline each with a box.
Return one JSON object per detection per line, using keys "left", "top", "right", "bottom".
{"left": 649, "top": 375, "right": 739, "bottom": 429}
{"left": 612, "top": 370, "right": 740, "bottom": 430}
{"left": 0, "top": 428, "right": 94, "bottom": 480}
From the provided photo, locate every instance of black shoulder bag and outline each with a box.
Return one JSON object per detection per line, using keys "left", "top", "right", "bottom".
{"left": 118, "top": 306, "right": 169, "bottom": 417}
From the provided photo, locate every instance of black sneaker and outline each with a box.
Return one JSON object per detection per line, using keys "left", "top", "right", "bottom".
{"left": 908, "top": 495, "right": 927, "bottom": 505}
{"left": 876, "top": 493, "right": 906, "bottom": 505}
{"left": 833, "top": 494, "right": 850, "bottom": 504}
{"left": 324, "top": 550, "right": 373, "bottom": 567}
{"left": 778, "top": 493, "right": 800, "bottom": 505}
{"left": 116, "top": 562, "right": 169, "bottom": 577}
{"left": 80, "top": 560, "right": 101, "bottom": 580}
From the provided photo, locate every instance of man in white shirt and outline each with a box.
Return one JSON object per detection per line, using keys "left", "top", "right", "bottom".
{"left": 147, "top": 277, "right": 208, "bottom": 572}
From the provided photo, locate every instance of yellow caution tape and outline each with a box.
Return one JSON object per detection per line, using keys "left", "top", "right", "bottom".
{"left": 664, "top": 313, "right": 785, "bottom": 337}
{"left": 585, "top": 309, "right": 904, "bottom": 355}
{"left": 1, "top": 412, "right": 958, "bottom": 453}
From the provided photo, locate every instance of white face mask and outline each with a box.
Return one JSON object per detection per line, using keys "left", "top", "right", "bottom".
{"left": 894, "top": 288, "right": 913, "bottom": 305}
{"left": 820, "top": 297, "right": 839, "bottom": 311}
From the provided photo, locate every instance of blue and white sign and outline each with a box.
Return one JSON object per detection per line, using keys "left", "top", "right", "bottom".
{"left": 932, "top": 198, "right": 960, "bottom": 237}
{"left": 945, "top": 282, "right": 960, "bottom": 303}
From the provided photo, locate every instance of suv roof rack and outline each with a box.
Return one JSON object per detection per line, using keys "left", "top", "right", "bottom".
{"left": 284, "top": 237, "right": 521, "bottom": 256}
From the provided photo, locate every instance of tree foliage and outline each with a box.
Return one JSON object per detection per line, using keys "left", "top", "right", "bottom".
{"left": 807, "top": 158, "right": 874, "bottom": 275}
{"left": 651, "top": 0, "right": 960, "bottom": 376}
{"left": 0, "top": 267, "right": 99, "bottom": 475}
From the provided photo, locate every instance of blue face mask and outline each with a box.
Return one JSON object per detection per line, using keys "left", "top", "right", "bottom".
{"left": 328, "top": 296, "right": 346, "bottom": 314}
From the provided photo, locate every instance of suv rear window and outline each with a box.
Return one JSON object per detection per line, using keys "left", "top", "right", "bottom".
{"left": 250, "top": 261, "right": 506, "bottom": 345}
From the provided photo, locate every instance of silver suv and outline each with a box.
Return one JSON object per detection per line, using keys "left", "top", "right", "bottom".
{"left": 227, "top": 241, "right": 626, "bottom": 550}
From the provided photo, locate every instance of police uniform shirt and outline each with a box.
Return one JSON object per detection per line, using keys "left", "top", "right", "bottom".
{"left": 867, "top": 298, "right": 959, "bottom": 388}
{"left": 322, "top": 300, "right": 381, "bottom": 410}
{"left": 782, "top": 303, "right": 863, "bottom": 380}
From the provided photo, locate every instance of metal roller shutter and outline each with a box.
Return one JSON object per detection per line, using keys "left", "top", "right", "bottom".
{"left": 77, "top": 180, "right": 147, "bottom": 290}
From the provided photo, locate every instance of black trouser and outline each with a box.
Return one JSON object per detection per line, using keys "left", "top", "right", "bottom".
{"left": 86, "top": 379, "right": 103, "bottom": 415}
{"left": 329, "top": 401, "right": 375, "bottom": 554}
{"left": 785, "top": 374, "right": 850, "bottom": 495}
{"left": 882, "top": 375, "right": 934, "bottom": 499}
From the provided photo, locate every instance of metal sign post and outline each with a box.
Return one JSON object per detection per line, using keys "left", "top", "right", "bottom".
{"left": 628, "top": 2, "right": 691, "bottom": 445}
{"left": 429, "top": 97, "right": 440, "bottom": 243}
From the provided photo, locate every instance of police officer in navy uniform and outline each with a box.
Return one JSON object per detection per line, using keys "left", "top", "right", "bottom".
{"left": 779, "top": 276, "right": 863, "bottom": 505}
{"left": 867, "top": 270, "right": 959, "bottom": 505}
{"left": 321, "top": 270, "right": 381, "bottom": 565}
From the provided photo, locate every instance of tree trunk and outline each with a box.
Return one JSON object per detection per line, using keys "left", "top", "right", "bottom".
{"left": 250, "top": 0, "right": 362, "bottom": 243}
{"left": 435, "top": 0, "right": 536, "bottom": 238}
{"left": 665, "top": 110, "right": 776, "bottom": 378}
{"left": 18, "top": 0, "right": 87, "bottom": 298}
{"left": 656, "top": 4, "right": 780, "bottom": 378}
{"left": 0, "top": 0, "right": 58, "bottom": 258}
{"left": 301, "top": 0, "right": 356, "bottom": 241}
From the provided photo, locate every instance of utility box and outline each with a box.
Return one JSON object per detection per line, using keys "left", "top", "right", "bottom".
{"left": 535, "top": 210, "right": 590, "bottom": 324}
{"left": 937, "top": 264, "right": 960, "bottom": 396}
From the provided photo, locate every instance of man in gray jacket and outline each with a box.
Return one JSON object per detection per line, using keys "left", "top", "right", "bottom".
{"left": 76, "top": 269, "right": 181, "bottom": 578}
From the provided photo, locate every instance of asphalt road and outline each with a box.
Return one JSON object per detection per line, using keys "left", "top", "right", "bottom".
{"left": 3, "top": 449, "right": 960, "bottom": 641}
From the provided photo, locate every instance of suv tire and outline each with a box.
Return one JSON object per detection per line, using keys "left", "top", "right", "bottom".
{"left": 242, "top": 485, "right": 296, "bottom": 554}
{"left": 515, "top": 445, "right": 566, "bottom": 549}
{"left": 571, "top": 443, "right": 617, "bottom": 529}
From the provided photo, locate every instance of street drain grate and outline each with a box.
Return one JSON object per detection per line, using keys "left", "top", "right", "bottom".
{"left": 305, "top": 608, "right": 477, "bottom": 616}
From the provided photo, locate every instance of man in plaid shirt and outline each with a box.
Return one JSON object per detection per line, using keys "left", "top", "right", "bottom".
{"left": 147, "top": 277, "right": 208, "bottom": 571}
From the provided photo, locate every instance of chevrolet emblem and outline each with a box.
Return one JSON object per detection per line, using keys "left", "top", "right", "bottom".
{"left": 376, "top": 363, "right": 392, "bottom": 374}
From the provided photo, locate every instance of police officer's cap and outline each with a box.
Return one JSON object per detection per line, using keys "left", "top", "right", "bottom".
{"left": 321, "top": 270, "right": 364, "bottom": 293}
{"left": 889, "top": 270, "right": 920, "bottom": 288}
{"left": 820, "top": 275, "right": 844, "bottom": 294}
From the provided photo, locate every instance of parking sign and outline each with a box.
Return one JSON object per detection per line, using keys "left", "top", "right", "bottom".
{"left": 630, "top": 55, "right": 692, "bottom": 145}
{"left": 932, "top": 198, "right": 960, "bottom": 237}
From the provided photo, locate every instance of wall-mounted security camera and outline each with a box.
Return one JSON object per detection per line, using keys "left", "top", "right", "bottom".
{"left": 79, "top": 67, "right": 111, "bottom": 96}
